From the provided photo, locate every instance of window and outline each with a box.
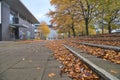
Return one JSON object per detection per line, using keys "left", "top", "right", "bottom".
{"left": 9, "top": 14, "right": 14, "bottom": 24}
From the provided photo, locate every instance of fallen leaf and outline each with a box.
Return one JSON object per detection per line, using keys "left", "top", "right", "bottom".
{"left": 48, "top": 73, "right": 55, "bottom": 78}
{"left": 36, "top": 67, "right": 41, "bottom": 70}
{"left": 110, "top": 70, "right": 118, "bottom": 74}
{"left": 22, "top": 58, "right": 25, "bottom": 61}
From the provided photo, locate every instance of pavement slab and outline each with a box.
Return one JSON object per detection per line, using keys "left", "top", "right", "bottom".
{"left": 0, "top": 41, "right": 71, "bottom": 80}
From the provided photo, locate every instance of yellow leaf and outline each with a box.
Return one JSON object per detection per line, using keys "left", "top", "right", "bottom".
{"left": 110, "top": 70, "right": 118, "bottom": 74}
{"left": 48, "top": 73, "right": 55, "bottom": 78}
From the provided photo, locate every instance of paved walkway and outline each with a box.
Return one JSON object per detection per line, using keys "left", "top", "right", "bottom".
{"left": 0, "top": 41, "right": 71, "bottom": 80}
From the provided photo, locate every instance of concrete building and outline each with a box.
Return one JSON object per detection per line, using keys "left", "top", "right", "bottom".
{"left": 34, "top": 24, "right": 40, "bottom": 39}
{"left": 0, "top": 0, "right": 39, "bottom": 41}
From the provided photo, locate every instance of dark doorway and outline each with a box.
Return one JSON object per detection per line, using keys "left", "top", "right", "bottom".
{"left": 10, "top": 27, "right": 19, "bottom": 40}
{"left": 15, "top": 28, "right": 19, "bottom": 39}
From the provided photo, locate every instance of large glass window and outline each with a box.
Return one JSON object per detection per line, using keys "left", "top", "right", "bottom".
{"left": 9, "top": 14, "right": 14, "bottom": 24}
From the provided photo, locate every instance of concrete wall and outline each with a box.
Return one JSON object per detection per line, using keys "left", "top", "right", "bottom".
{"left": 1, "top": 1, "right": 10, "bottom": 40}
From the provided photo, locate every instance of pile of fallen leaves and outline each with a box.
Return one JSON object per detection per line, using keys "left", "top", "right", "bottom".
{"left": 70, "top": 36, "right": 120, "bottom": 46}
{"left": 71, "top": 32, "right": 120, "bottom": 46}
{"left": 65, "top": 32, "right": 120, "bottom": 64}
{"left": 65, "top": 39, "right": 120, "bottom": 64}
{"left": 46, "top": 40, "right": 99, "bottom": 80}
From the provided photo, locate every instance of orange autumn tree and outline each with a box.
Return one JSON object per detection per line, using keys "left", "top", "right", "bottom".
{"left": 37, "top": 21, "right": 50, "bottom": 39}
{"left": 48, "top": 0, "right": 78, "bottom": 37}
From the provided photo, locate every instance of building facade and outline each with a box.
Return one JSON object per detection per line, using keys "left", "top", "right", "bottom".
{"left": 0, "top": 0, "right": 39, "bottom": 41}
{"left": 34, "top": 24, "right": 40, "bottom": 39}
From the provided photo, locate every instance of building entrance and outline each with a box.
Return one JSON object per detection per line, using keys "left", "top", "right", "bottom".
{"left": 10, "top": 27, "right": 19, "bottom": 40}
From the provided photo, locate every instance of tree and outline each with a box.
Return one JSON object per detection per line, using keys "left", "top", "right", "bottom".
{"left": 103, "top": 0, "right": 120, "bottom": 33}
{"left": 96, "top": 0, "right": 120, "bottom": 34}
{"left": 49, "top": 0, "right": 100, "bottom": 36}
{"left": 48, "top": 10, "right": 72, "bottom": 37}
{"left": 48, "top": 0, "right": 78, "bottom": 37}
{"left": 74, "top": 0, "right": 100, "bottom": 35}
{"left": 37, "top": 21, "right": 50, "bottom": 39}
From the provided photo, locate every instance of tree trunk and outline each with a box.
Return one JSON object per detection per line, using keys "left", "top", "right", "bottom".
{"left": 101, "top": 17, "right": 104, "bottom": 34}
{"left": 108, "top": 22, "right": 111, "bottom": 34}
{"left": 102, "top": 24, "right": 104, "bottom": 34}
{"left": 101, "top": 8, "right": 104, "bottom": 34}
{"left": 68, "top": 31, "right": 71, "bottom": 38}
{"left": 71, "top": 23, "right": 76, "bottom": 37}
{"left": 85, "top": 18, "right": 89, "bottom": 35}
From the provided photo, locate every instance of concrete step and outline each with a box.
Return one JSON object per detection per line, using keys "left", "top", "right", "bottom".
{"left": 64, "top": 44, "right": 120, "bottom": 80}
{"left": 73, "top": 42, "right": 120, "bottom": 51}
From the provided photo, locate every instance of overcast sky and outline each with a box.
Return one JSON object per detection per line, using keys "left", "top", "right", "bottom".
{"left": 21, "top": 0, "right": 54, "bottom": 24}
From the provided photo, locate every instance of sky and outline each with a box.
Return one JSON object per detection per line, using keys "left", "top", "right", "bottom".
{"left": 21, "top": 0, "right": 54, "bottom": 24}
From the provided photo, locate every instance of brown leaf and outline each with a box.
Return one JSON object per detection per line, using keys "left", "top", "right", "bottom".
{"left": 110, "top": 70, "right": 118, "bottom": 74}
{"left": 48, "top": 73, "right": 55, "bottom": 78}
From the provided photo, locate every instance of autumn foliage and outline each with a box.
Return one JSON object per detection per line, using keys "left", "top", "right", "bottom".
{"left": 48, "top": 0, "right": 120, "bottom": 36}
{"left": 38, "top": 21, "right": 50, "bottom": 35}
{"left": 37, "top": 21, "right": 50, "bottom": 39}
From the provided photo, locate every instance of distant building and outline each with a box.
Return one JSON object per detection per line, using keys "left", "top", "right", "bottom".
{"left": 34, "top": 24, "right": 41, "bottom": 39}
{"left": 0, "top": 0, "right": 39, "bottom": 41}
{"left": 48, "top": 25, "right": 58, "bottom": 40}
{"left": 112, "top": 29, "right": 120, "bottom": 33}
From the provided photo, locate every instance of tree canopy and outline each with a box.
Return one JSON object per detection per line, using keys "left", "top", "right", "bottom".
{"left": 48, "top": 0, "right": 120, "bottom": 36}
{"left": 37, "top": 21, "right": 50, "bottom": 39}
